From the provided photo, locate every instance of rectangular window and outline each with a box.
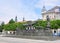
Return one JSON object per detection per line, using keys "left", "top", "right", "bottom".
{"left": 59, "top": 8, "right": 60, "bottom": 11}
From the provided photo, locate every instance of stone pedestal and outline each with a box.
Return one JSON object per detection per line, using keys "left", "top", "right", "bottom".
{"left": 44, "top": 29, "right": 52, "bottom": 36}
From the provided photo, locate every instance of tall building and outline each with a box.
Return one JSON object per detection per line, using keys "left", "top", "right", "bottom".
{"left": 42, "top": 6, "right": 60, "bottom": 20}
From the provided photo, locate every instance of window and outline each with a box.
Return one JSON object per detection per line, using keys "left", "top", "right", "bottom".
{"left": 54, "top": 31, "right": 56, "bottom": 33}
{"left": 59, "top": 8, "right": 60, "bottom": 11}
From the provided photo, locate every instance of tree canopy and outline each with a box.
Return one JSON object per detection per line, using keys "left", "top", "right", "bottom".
{"left": 1, "top": 19, "right": 60, "bottom": 31}
{"left": 9, "top": 19, "right": 15, "bottom": 24}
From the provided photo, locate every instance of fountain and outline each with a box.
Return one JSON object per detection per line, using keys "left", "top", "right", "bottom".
{"left": 45, "top": 15, "right": 52, "bottom": 36}
{"left": 46, "top": 15, "right": 50, "bottom": 30}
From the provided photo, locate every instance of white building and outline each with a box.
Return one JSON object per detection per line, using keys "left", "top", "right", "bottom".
{"left": 42, "top": 6, "right": 60, "bottom": 20}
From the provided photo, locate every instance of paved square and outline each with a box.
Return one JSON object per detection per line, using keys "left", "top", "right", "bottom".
{"left": 0, "top": 36, "right": 60, "bottom": 43}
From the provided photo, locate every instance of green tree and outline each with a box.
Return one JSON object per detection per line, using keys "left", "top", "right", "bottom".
{"left": 9, "top": 19, "right": 15, "bottom": 24}
{"left": 0, "top": 26, "right": 2, "bottom": 32}
{"left": 33, "top": 20, "right": 47, "bottom": 29}
{"left": 4, "top": 22, "right": 25, "bottom": 31}
{"left": 56, "top": 20, "right": 60, "bottom": 26}
{"left": 0, "top": 22, "right": 5, "bottom": 32}
{"left": 4, "top": 23, "right": 16, "bottom": 31}
{"left": 15, "top": 22, "right": 25, "bottom": 30}
{"left": 50, "top": 20, "right": 59, "bottom": 29}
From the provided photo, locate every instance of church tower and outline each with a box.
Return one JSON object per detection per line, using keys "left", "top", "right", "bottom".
{"left": 42, "top": 6, "right": 46, "bottom": 13}
{"left": 15, "top": 16, "right": 17, "bottom": 22}
{"left": 42, "top": 6, "right": 47, "bottom": 20}
{"left": 23, "top": 17, "right": 25, "bottom": 22}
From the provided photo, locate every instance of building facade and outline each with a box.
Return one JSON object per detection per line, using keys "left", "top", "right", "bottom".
{"left": 42, "top": 6, "right": 60, "bottom": 20}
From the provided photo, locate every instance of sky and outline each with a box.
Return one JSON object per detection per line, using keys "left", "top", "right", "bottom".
{"left": 0, "top": 0, "right": 60, "bottom": 23}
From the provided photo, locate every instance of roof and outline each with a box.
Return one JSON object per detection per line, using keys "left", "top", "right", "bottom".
{"left": 23, "top": 21, "right": 36, "bottom": 26}
{"left": 43, "top": 6, "right": 60, "bottom": 14}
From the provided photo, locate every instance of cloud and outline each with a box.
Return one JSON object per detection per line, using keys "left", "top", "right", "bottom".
{"left": 0, "top": 0, "right": 60, "bottom": 24}
{"left": 35, "top": 0, "right": 60, "bottom": 8}
{"left": 0, "top": 0, "right": 39, "bottom": 23}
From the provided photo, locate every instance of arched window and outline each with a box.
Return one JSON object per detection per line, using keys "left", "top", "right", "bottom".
{"left": 54, "top": 31, "right": 56, "bottom": 33}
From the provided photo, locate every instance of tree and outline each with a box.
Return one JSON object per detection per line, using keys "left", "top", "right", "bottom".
{"left": 0, "top": 22, "right": 5, "bottom": 32}
{"left": 4, "top": 22, "right": 25, "bottom": 31}
{"left": 9, "top": 19, "right": 15, "bottom": 24}
{"left": 33, "top": 20, "right": 47, "bottom": 29}
{"left": 50, "top": 20, "right": 59, "bottom": 29}
{"left": 4, "top": 23, "right": 16, "bottom": 31}
{"left": 56, "top": 20, "right": 60, "bottom": 26}
{"left": 1, "top": 22, "right": 5, "bottom": 26}
{"left": 0, "top": 26, "right": 2, "bottom": 32}
{"left": 15, "top": 22, "right": 25, "bottom": 30}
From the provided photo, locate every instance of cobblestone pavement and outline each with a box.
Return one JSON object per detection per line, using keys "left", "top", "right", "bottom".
{"left": 0, "top": 36, "right": 60, "bottom": 43}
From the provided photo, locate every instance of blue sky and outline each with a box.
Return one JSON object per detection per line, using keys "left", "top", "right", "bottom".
{"left": 0, "top": 0, "right": 60, "bottom": 23}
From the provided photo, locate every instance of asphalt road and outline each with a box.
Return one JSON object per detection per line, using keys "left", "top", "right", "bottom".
{"left": 0, "top": 36, "right": 60, "bottom": 43}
